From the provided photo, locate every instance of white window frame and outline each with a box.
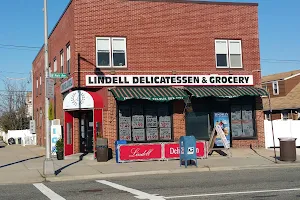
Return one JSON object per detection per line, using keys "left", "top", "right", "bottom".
{"left": 66, "top": 44, "right": 70, "bottom": 74}
{"left": 60, "top": 50, "right": 64, "bottom": 73}
{"left": 272, "top": 81, "right": 279, "bottom": 95}
{"left": 53, "top": 58, "right": 57, "bottom": 72}
{"left": 96, "top": 37, "right": 127, "bottom": 68}
{"left": 215, "top": 39, "right": 243, "bottom": 69}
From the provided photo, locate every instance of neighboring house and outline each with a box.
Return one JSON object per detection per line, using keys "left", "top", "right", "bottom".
{"left": 25, "top": 92, "right": 33, "bottom": 119}
{"left": 262, "top": 70, "right": 300, "bottom": 120}
{"left": 33, "top": 0, "right": 267, "bottom": 156}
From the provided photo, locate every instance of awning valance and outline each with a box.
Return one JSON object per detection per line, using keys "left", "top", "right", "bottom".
{"left": 109, "top": 87, "right": 188, "bottom": 102}
{"left": 185, "top": 86, "right": 268, "bottom": 98}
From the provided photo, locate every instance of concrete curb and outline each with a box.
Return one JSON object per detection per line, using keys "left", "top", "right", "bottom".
{"left": 45, "top": 163, "right": 300, "bottom": 182}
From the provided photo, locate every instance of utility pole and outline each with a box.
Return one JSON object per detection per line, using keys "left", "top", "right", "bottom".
{"left": 43, "top": 0, "right": 55, "bottom": 176}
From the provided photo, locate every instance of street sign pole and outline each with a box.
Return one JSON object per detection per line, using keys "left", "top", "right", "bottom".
{"left": 43, "top": 0, "right": 54, "bottom": 176}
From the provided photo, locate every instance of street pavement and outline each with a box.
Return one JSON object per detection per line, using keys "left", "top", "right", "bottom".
{"left": 1, "top": 167, "right": 300, "bottom": 199}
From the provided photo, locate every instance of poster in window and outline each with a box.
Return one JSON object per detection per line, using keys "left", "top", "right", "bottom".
{"left": 213, "top": 112, "right": 231, "bottom": 147}
{"left": 132, "top": 116, "right": 144, "bottom": 129}
{"left": 242, "top": 105, "right": 254, "bottom": 137}
{"left": 146, "top": 128, "right": 159, "bottom": 141}
{"left": 160, "top": 128, "right": 172, "bottom": 140}
{"left": 132, "top": 129, "right": 145, "bottom": 141}
{"left": 159, "top": 116, "right": 171, "bottom": 128}
{"left": 119, "top": 117, "right": 131, "bottom": 129}
{"left": 119, "top": 128, "right": 131, "bottom": 141}
{"left": 231, "top": 105, "right": 243, "bottom": 137}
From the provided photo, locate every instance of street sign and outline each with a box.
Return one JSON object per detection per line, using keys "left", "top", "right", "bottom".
{"left": 50, "top": 73, "right": 68, "bottom": 78}
{"left": 46, "top": 78, "right": 55, "bottom": 99}
{"left": 61, "top": 77, "right": 73, "bottom": 93}
{"left": 30, "top": 120, "right": 36, "bottom": 134}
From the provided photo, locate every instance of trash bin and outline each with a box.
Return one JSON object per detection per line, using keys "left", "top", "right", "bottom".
{"left": 96, "top": 138, "right": 108, "bottom": 162}
{"left": 278, "top": 137, "right": 297, "bottom": 161}
{"left": 115, "top": 140, "right": 127, "bottom": 163}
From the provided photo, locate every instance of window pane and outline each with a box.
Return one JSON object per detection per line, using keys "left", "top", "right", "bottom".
{"left": 97, "top": 38, "right": 110, "bottom": 51}
{"left": 67, "top": 123, "right": 72, "bottom": 144}
{"left": 216, "top": 54, "right": 228, "bottom": 67}
{"left": 113, "top": 52, "right": 125, "bottom": 66}
{"left": 229, "top": 40, "right": 241, "bottom": 54}
{"left": 230, "top": 54, "right": 242, "bottom": 68}
{"left": 112, "top": 38, "right": 126, "bottom": 51}
{"left": 97, "top": 52, "right": 110, "bottom": 66}
{"left": 215, "top": 40, "right": 228, "bottom": 54}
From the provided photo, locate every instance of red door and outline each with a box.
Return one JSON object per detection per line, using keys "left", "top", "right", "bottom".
{"left": 64, "top": 111, "right": 73, "bottom": 156}
{"left": 94, "top": 109, "right": 103, "bottom": 157}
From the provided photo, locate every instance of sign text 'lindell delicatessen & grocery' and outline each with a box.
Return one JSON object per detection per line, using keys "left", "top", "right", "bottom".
{"left": 86, "top": 75, "right": 254, "bottom": 86}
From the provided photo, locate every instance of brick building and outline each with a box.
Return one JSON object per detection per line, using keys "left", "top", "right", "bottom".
{"left": 262, "top": 70, "right": 300, "bottom": 120}
{"left": 32, "top": 0, "right": 267, "bottom": 158}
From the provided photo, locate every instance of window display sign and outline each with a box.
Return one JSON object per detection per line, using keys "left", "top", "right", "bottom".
{"left": 146, "top": 128, "right": 159, "bottom": 141}
{"left": 231, "top": 105, "right": 243, "bottom": 137}
{"left": 242, "top": 105, "right": 254, "bottom": 137}
{"left": 213, "top": 112, "right": 231, "bottom": 147}
{"left": 132, "top": 129, "right": 145, "bottom": 141}
{"left": 160, "top": 128, "right": 172, "bottom": 140}
{"left": 119, "top": 105, "right": 131, "bottom": 141}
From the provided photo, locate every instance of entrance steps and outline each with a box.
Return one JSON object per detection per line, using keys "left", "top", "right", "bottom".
{"left": 64, "top": 153, "right": 95, "bottom": 161}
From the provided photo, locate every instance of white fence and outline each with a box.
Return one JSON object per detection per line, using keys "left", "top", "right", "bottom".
{"left": 264, "top": 120, "right": 300, "bottom": 148}
{"left": 2, "top": 129, "right": 37, "bottom": 146}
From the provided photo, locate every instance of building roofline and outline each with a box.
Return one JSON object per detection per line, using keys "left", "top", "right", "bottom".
{"left": 128, "top": 0, "right": 258, "bottom": 6}
{"left": 33, "top": 0, "right": 73, "bottom": 64}
{"left": 284, "top": 72, "right": 300, "bottom": 81}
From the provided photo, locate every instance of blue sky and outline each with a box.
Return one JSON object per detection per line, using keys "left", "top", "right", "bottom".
{"left": 0, "top": 0, "right": 299, "bottom": 90}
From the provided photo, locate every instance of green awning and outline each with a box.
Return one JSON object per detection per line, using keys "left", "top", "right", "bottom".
{"left": 185, "top": 86, "right": 268, "bottom": 98}
{"left": 109, "top": 87, "right": 188, "bottom": 102}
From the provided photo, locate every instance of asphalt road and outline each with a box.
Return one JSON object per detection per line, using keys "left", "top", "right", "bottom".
{"left": 1, "top": 166, "right": 300, "bottom": 200}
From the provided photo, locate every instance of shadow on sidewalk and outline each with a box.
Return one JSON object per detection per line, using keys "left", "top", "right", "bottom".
{"left": 0, "top": 155, "right": 45, "bottom": 168}
{"left": 250, "top": 146, "right": 278, "bottom": 163}
{"left": 55, "top": 153, "right": 88, "bottom": 176}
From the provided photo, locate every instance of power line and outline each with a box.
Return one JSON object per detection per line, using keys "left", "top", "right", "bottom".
{"left": 0, "top": 70, "right": 29, "bottom": 74}
{"left": 0, "top": 46, "right": 39, "bottom": 52}
{"left": 0, "top": 43, "right": 40, "bottom": 49}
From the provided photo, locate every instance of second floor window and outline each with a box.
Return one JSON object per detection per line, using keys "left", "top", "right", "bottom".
{"left": 60, "top": 50, "right": 64, "bottom": 73}
{"left": 96, "top": 37, "right": 127, "bottom": 68}
{"left": 272, "top": 81, "right": 279, "bottom": 95}
{"left": 66, "top": 44, "right": 70, "bottom": 74}
{"left": 53, "top": 58, "right": 57, "bottom": 72}
{"left": 215, "top": 40, "right": 243, "bottom": 68}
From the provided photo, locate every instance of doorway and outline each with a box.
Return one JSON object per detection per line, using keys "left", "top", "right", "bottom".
{"left": 79, "top": 111, "right": 94, "bottom": 153}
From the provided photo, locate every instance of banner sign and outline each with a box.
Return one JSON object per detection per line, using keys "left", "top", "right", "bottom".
{"left": 119, "top": 143, "right": 162, "bottom": 162}
{"left": 86, "top": 75, "right": 254, "bottom": 87}
{"left": 164, "top": 141, "right": 207, "bottom": 159}
{"left": 117, "top": 141, "right": 207, "bottom": 163}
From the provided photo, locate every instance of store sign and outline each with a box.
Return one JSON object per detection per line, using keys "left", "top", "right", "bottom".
{"left": 119, "top": 144, "right": 162, "bottom": 161}
{"left": 117, "top": 141, "right": 207, "bottom": 163}
{"left": 61, "top": 77, "right": 73, "bottom": 93}
{"left": 86, "top": 75, "right": 254, "bottom": 87}
{"left": 164, "top": 141, "right": 207, "bottom": 159}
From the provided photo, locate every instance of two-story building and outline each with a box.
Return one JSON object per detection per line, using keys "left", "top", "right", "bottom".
{"left": 262, "top": 70, "right": 300, "bottom": 120}
{"left": 32, "top": 0, "right": 267, "bottom": 158}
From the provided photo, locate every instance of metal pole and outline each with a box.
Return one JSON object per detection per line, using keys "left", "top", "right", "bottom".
{"left": 43, "top": 0, "right": 54, "bottom": 176}
{"left": 268, "top": 92, "right": 277, "bottom": 163}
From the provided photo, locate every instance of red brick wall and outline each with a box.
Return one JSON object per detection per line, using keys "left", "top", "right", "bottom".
{"left": 32, "top": 1, "right": 75, "bottom": 146}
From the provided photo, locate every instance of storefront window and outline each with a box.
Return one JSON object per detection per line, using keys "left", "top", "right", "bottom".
{"left": 118, "top": 102, "right": 173, "bottom": 142}
{"left": 231, "top": 104, "right": 255, "bottom": 138}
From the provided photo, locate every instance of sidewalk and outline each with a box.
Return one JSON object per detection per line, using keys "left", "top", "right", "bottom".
{"left": 0, "top": 144, "right": 300, "bottom": 184}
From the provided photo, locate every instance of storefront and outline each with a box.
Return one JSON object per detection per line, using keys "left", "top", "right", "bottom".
{"left": 62, "top": 74, "right": 267, "bottom": 160}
